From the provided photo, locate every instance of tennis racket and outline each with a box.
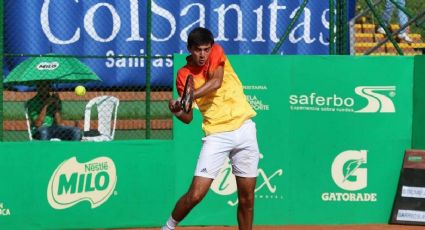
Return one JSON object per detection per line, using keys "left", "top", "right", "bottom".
{"left": 180, "top": 74, "right": 194, "bottom": 113}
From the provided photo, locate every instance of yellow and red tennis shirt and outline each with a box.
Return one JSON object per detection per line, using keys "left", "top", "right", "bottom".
{"left": 176, "top": 44, "right": 256, "bottom": 136}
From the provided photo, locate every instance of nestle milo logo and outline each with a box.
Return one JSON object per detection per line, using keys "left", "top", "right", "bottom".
{"left": 36, "top": 61, "right": 59, "bottom": 70}
{"left": 47, "top": 157, "right": 117, "bottom": 209}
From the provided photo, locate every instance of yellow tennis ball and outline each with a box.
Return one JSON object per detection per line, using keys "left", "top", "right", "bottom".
{"left": 74, "top": 85, "right": 86, "bottom": 96}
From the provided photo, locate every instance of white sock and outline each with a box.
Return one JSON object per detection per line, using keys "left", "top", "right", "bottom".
{"left": 162, "top": 216, "right": 178, "bottom": 230}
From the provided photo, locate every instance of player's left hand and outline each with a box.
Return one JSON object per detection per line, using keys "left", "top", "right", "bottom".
{"left": 168, "top": 99, "right": 182, "bottom": 113}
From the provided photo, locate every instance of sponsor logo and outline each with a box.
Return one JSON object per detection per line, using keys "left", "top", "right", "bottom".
{"left": 47, "top": 157, "right": 117, "bottom": 209}
{"left": 40, "top": 1, "right": 330, "bottom": 46}
{"left": 244, "top": 85, "right": 270, "bottom": 111}
{"left": 0, "top": 202, "right": 11, "bottom": 216}
{"left": 211, "top": 154, "right": 283, "bottom": 206}
{"left": 332, "top": 150, "right": 367, "bottom": 191}
{"left": 247, "top": 95, "right": 270, "bottom": 111}
{"left": 36, "top": 1, "right": 331, "bottom": 69}
{"left": 289, "top": 86, "right": 395, "bottom": 113}
{"left": 322, "top": 150, "right": 377, "bottom": 202}
{"left": 36, "top": 62, "right": 59, "bottom": 71}
{"left": 244, "top": 85, "right": 268, "bottom": 90}
{"left": 354, "top": 86, "right": 396, "bottom": 113}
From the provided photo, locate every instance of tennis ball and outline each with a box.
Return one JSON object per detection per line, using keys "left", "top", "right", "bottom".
{"left": 75, "top": 85, "right": 86, "bottom": 96}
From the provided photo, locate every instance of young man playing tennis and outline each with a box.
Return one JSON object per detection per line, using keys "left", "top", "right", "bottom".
{"left": 163, "top": 27, "right": 260, "bottom": 230}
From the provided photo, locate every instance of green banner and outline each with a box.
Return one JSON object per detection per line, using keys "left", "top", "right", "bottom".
{"left": 0, "top": 56, "right": 424, "bottom": 229}
{"left": 412, "top": 55, "right": 425, "bottom": 149}
{"left": 0, "top": 140, "right": 175, "bottom": 229}
{"left": 173, "top": 55, "right": 415, "bottom": 225}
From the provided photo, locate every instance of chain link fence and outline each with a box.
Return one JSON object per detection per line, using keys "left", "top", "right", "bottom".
{"left": 351, "top": 0, "right": 425, "bottom": 56}
{"left": 2, "top": 0, "right": 340, "bottom": 142}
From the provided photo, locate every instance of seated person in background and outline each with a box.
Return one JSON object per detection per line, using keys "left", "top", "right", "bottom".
{"left": 376, "top": 0, "right": 413, "bottom": 43}
{"left": 27, "top": 81, "right": 81, "bottom": 141}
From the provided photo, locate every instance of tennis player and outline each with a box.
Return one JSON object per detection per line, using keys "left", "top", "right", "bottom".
{"left": 162, "top": 27, "right": 260, "bottom": 230}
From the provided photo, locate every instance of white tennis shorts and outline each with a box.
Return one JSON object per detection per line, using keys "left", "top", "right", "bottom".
{"left": 195, "top": 119, "right": 260, "bottom": 179}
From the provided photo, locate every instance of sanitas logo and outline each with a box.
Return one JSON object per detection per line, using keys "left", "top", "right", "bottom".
{"left": 211, "top": 154, "right": 283, "bottom": 206}
{"left": 37, "top": 61, "right": 59, "bottom": 70}
{"left": 322, "top": 150, "right": 377, "bottom": 202}
{"left": 47, "top": 157, "right": 117, "bottom": 209}
{"left": 289, "top": 86, "right": 395, "bottom": 113}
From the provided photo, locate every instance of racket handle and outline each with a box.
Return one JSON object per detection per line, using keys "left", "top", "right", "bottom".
{"left": 173, "top": 110, "right": 183, "bottom": 116}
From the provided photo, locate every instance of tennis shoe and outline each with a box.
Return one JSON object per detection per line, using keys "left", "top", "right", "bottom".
{"left": 397, "top": 33, "right": 413, "bottom": 44}
{"left": 376, "top": 27, "right": 386, "bottom": 35}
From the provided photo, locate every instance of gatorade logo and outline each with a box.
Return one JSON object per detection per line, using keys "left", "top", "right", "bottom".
{"left": 322, "top": 150, "right": 377, "bottom": 202}
{"left": 354, "top": 86, "right": 396, "bottom": 113}
{"left": 47, "top": 157, "right": 117, "bottom": 209}
{"left": 331, "top": 150, "right": 367, "bottom": 191}
{"left": 36, "top": 61, "right": 59, "bottom": 70}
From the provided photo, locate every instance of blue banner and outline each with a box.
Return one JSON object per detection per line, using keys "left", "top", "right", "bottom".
{"left": 4, "top": 0, "right": 354, "bottom": 89}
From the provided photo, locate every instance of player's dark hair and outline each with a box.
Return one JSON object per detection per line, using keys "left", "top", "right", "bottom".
{"left": 187, "top": 27, "right": 214, "bottom": 48}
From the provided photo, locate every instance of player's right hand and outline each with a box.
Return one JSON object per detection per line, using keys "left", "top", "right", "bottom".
{"left": 45, "top": 95, "right": 58, "bottom": 105}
